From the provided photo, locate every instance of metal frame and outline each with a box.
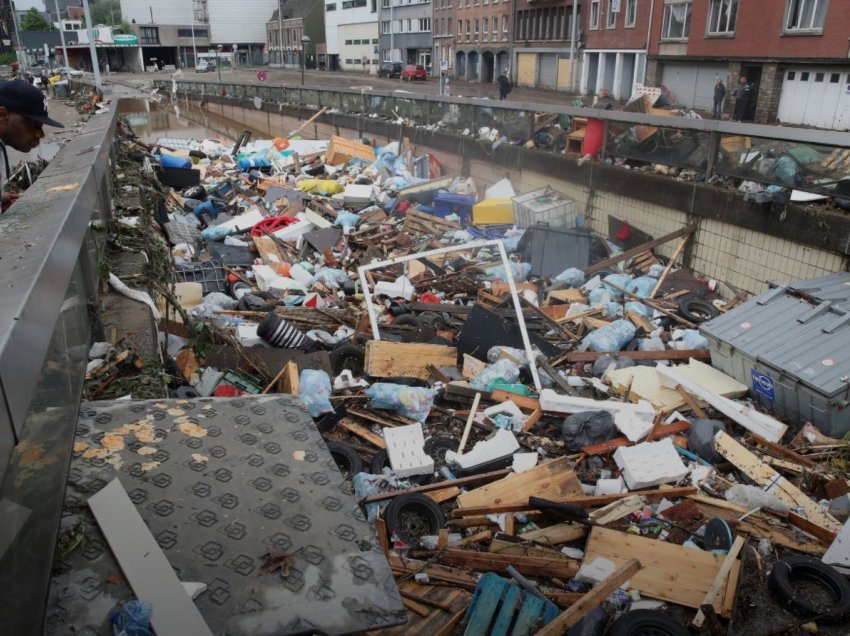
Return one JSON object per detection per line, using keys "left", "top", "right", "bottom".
{"left": 357, "top": 239, "right": 543, "bottom": 390}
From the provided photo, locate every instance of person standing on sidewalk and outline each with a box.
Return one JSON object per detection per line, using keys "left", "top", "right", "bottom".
{"left": 497, "top": 71, "right": 512, "bottom": 100}
{"left": 732, "top": 76, "right": 751, "bottom": 122}
{"left": 712, "top": 77, "right": 726, "bottom": 119}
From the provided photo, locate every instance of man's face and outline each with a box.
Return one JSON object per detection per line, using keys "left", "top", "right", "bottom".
{"left": 739, "top": 77, "right": 747, "bottom": 85}
{"left": 0, "top": 110, "right": 45, "bottom": 153}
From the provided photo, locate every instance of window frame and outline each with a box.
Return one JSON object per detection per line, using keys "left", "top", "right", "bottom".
{"left": 590, "top": 0, "right": 601, "bottom": 30}
{"left": 661, "top": 2, "right": 692, "bottom": 41}
{"left": 625, "top": 0, "right": 637, "bottom": 28}
{"left": 783, "top": 0, "right": 828, "bottom": 33}
{"left": 706, "top": 0, "right": 738, "bottom": 36}
{"left": 607, "top": 0, "right": 617, "bottom": 28}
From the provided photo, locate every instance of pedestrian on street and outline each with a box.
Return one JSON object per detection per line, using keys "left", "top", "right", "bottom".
{"left": 732, "top": 75, "right": 751, "bottom": 122}
{"left": 713, "top": 77, "right": 726, "bottom": 119}
{"left": 0, "top": 80, "right": 64, "bottom": 212}
{"left": 497, "top": 71, "right": 512, "bottom": 100}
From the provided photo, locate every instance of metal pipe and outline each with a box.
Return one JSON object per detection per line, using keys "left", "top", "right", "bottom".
{"left": 569, "top": 0, "right": 578, "bottom": 92}
{"left": 54, "top": 0, "right": 68, "bottom": 70}
{"left": 191, "top": 1, "right": 198, "bottom": 69}
{"left": 81, "top": 0, "right": 102, "bottom": 90}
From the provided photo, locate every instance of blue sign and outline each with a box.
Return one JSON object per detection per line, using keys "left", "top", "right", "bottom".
{"left": 751, "top": 369, "right": 775, "bottom": 401}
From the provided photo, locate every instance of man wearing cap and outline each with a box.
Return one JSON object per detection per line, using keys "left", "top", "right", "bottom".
{"left": 0, "top": 80, "right": 65, "bottom": 212}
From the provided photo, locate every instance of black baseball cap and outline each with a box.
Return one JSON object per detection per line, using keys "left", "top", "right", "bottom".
{"left": 0, "top": 80, "right": 64, "bottom": 128}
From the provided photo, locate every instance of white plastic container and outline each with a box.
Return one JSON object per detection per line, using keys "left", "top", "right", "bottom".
{"left": 511, "top": 187, "right": 578, "bottom": 229}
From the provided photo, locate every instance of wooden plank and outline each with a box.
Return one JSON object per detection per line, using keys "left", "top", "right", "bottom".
{"left": 365, "top": 341, "right": 458, "bottom": 381}
{"left": 426, "top": 486, "right": 462, "bottom": 505}
{"left": 537, "top": 559, "right": 642, "bottom": 636}
{"left": 489, "top": 390, "right": 541, "bottom": 411}
{"left": 590, "top": 495, "right": 649, "bottom": 525}
{"left": 360, "top": 468, "right": 512, "bottom": 504}
{"left": 626, "top": 310, "right": 656, "bottom": 334}
{"left": 649, "top": 236, "right": 689, "bottom": 299}
{"left": 581, "top": 420, "right": 692, "bottom": 456}
{"left": 338, "top": 419, "right": 386, "bottom": 449}
{"left": 280, "top": 361, "right": 299, "bottom": 394}
{"left": 519, "top": 522, "right": 588, "bottom": 546}
{"left": 692, "top": 535, "right": 746, "bottom": 628}
{"left": 439, "top": 549, "right": 579, "bottom": 579}
{"left": 750, "top": 433, "right": 817, "bottom": 468}
{"left": 456, "top": 457, "right": 583, "bottom": 509}
{"left": 489, "top": 538, "right": 570, "bottom": 560}
{"left": 457, "top": 530, "right": 492, "bottom": 546}
{"left": 584, "top": 224, "right": 697, "bottom": 275}
{"left": 676, "top": 384, "right": 707, "bottom": 417}
{"left": 325, "top": 135, "right": 376, "bottom": 165}
{"left": 253, "top": 235, "right": 288, "bottom": 268}
{"left": 88, "top": 479, "right": 213, "bottom": 636}
{"left": 583, "top": 527, "right": 740, "bottom": 615}
{"left": 566, "top": 349, "right": 710, "bottom": 363}
{"left": 373, "top": 582, "right": 471, "bottom": 636}
{"left": 714, "top": 431, "right": 841, "bottom": 531}
{"left": 402, "top": 596, "right": 431, "bottom": 617}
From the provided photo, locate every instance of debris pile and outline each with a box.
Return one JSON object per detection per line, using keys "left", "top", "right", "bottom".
{"left": 93, "top": 119, "right": 850, "bottom": 635}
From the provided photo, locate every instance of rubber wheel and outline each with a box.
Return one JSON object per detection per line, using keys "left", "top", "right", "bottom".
{"left": 325, "top": 441, "right": 363, "bottom": 477}
{"left": 424, "top": 437, "right": 456, "bottom": 465}
{"left": 392, "top": 314, "right": 421, "bottom": 327}
{"left": 768, "top": 556, "right": 850, "bottom": 622}
{"left": 677, "top": 298, "right": 720, "bottom": 323}
{"left": 383, "top": 493, "right": 446, "bottom": 544}
{"left": 419, "top": 311, "right": 448, "bottom": 330}
{"left": 330, "top": 344, "right": 365, "bottom": 376}
{"left": 608, "top": 609, "right": 689, "bottom": 636}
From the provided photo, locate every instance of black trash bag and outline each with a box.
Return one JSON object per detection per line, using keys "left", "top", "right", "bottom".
{"left": 591, "top": 355, "right": 636, "bottom": 377}
{"left": 688, "top": 419, "right": 726, "bottom": 464}
{"left": 561, "top": 411, "right": 616, "bottom": 453}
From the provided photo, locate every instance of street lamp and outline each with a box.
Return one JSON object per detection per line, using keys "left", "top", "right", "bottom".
{"left": 216, "top": 44, "right": 223, "bottom": 82}
{"left": 300, "top": 34, "right": 310, "bottom": 85}
{"left": 232, "top": 44, "right": 238, "bottom": 73}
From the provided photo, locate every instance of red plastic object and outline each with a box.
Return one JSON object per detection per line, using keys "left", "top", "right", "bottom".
{"left": 251, "top": 216, "right": 298, "bottom": 237}
{"left": 397, "top": 199, "right": 411, "bottom": 213}
{"left": 582, "top": 117, "right": 605, "bottom": 159}
{"left": 227, "top": 273, "right": 239, "bottom": 283}
{"left": 214, "top": 384, "right": 245, "bottom": 397}
{"left": 419, "top": 292, "right": 441, "bottom": 304}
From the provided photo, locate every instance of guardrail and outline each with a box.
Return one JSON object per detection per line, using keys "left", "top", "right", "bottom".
{"left": 158, "top": 78, "right": 850, "bottom": 196}
{"left": 0, "top": 106, "right": 117, "bottom": 634}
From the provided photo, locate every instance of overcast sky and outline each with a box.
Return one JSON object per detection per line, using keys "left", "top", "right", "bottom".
{"left": 14, "top": 1, "right": 47, "bottom": 11}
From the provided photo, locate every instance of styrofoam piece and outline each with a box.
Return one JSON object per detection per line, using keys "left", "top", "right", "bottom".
{"left": 823, "top": 517, "right": 850, "bottom": 575}
{"left": 512, "top": 452, "right": 539, "bottom": 473}
{"left": 539, "top": 389, "right": 656, "bottom": 442}
{"left": 445, "top": 429, "right": 520, "bottom": 470}
{"left": 483, "top": 401, "right": 528, "bottom": 431}
{"left": 89, "top": 342, "right": 112, "bottom": 359}
{"left": 656, "top": 363, "right": 788, "bottom": 442}
{"left": 374, "top": 275, "right": 415, "bottom": 301}
{"left": 86, "top": 359, "right": 105, "bottom": 375}
{"left": 485, "top": 178, "right": 516, "bottom": 200}
{"left": 236, "top": 324, "right": 265, "bottom": 348}
{"left": 575, "top": 557, "right": 628, "bottom": 587}
{"left": 272, "top": 213, "right": 316, "bottom": 240}
{"left": 253, "top": 264, "right": 280, "bottom": 292}
{"left": 304, "top": 209, "right": 332, "bottom": 229}
{"left": 561, "top": 547, "right": 584, "bottom": 559}
{"left": 384, "top": 423, "right": 433, "bottom": 477}
{"left": 217, "top": 208, "right": 264, "bottom": 233}
{"left": 830, "top": 494, "right": 850, "bottom": 516}
{"left": 333, "top": 370, "right": 369, "bottom": 390}
{"left": 181, "top": 581, "right": 208, "bottom": 600}
{"left": 613, "top": 438, "right": 689, "bottom": 490}
{"left": 343, "top": 183, "right": 374, "bottom": 205}
{"left": 594, "top": 477, "right": 627, "bottom": 496}
{"left": 195, "top": 368, "right": 224, "bottom": 397}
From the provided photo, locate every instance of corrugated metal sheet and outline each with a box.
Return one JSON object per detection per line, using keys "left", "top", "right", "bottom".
{"left": 787, "top": 272, "right": 850, "bottom": 312}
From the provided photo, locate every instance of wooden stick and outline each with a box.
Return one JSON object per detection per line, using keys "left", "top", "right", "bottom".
{"left": 675, "top": 384, "right": 708, "bottom": 418}
{"left": 584, "top": 224, "right": 697, "bottom": 275}
{"left": 287, "top": 106, "right": 328, "bottom": 138}
{"left": 458, "top": 392, "right": 481, "bottom": 454}
{"left": 692, "top": 535, "right": 746, "bottom": 628}
{"left": 604, "top": 280, "right": 698, "bottom": 328}
{"left": 536, "top": 559, "right": 642, "bottom": 635}
{"left": 261, "top": 362, "right": 291, "bottom": 393}
{"left": 649, "top": 236, "right": 689, "bottom": 299}
{"left": 338, "top": 419, "right": 386, "bottom": 449}
{"left": 359, "top": 468, "right": 512, "bottom": 504}
{"left": 399, "top": 590, "right": 454, "bottom": 613}
{"left": 402, "top": 596, "right": 430, "bottom": 617}
{"left": 457, "top": 530, "right": 492, "bottom": 546}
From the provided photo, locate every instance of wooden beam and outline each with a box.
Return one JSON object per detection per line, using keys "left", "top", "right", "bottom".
{"left": 565, "top": 349, "right": 710, "bottom": 363}
{"left": 359, "top": 468, "right": 512, "bottom": 504}
{"left": 584, "top": 224, "right": 697, "bottom": 275}
{"left": 649, "top": 236, "right": 690, "bottom": 299}
{"left": 365, "top": 341, "right": 457, "bottom": 380}
{"left": 338, "top": 419, "right": 386, "bottom": 449}
{"left": 458, "top": 392, "right": 481, "bottom": 454}
{"left": 581, "top": 420, "right": 692, "bottom": 455}
{"left": 692, "top": 535, "right": 746, "bottom": 628}
{"left": 438, "top": 549, "right": 580, "bottom": 579}
{"left": 676, "top": 384, "right": 708, "bottom": 418}
{"left": 537, "top": 559, "right": 642, "bottom": 635}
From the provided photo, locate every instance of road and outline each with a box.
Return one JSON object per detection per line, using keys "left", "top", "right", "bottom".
{"left": 102, "top": 66, "right": 589, "bottom": 107}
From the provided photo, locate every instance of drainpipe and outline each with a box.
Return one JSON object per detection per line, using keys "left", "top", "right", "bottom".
{"left": 278, "top": 0, "right": 283, "bottom": 67}
{"left": 645, "top": 0, "right": 655, "bottom": 85}
{"left": 54, "top": 0, "right": 68, "bottom": 68}
{"left": 569, "top": 0, "right": 578, "bottom": 92}
{"left": 509, "top": 0, "right": 516, "bottom": 83}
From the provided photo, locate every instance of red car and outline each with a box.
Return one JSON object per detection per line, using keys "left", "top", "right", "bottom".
{"left": 401, "top": 64, "right": 428, "bottom": 81}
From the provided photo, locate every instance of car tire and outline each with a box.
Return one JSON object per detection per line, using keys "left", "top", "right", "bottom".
{"left": 424, "top": 436, "right": 456, "bottom": 465}
{"left": 330, "top": 344, "right": 366, "bottom": 376}
{"left": 383, "top": 493, "right": 446, "bottom": 544}
{"left": 419, "top": 311, "right": 448, "bottom": 330}
{"left": 325, "top": 441, "right": 364, "bottom": 476}
{"left": 677, "top": 297, "right": 720, "bottom": 323}
{"left": 608, "top": 610, "right": 689, "bottom": 636}
{"left": 392, "top": 314, "right": 421, "bottom": 328}
{"left": 768, "top": 556, "right": 850, "bottom": 622}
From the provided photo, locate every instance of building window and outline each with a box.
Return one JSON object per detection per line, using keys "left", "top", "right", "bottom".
{"left": 707, "top": 0, "right": 738, "bottom": 34}
{"left": 590, "top": 0, "right": 600, "bottom": 29}
{"left": 502, "top": 15, "right": 508, "bottom": 38}
{"left": 382, "top": 0, "right": 390, "bottom": 6}
{"left": 466, "top": 19, "right": 470, "bottom": 40}
{"left": 784, "top": 0, "right": 828, "bottom": 32}
{"left": 458, "top": 19, "right": 462, "bottom": 36}
{"left": 381, "top": 20, "right": 391, "bottom": 34}
{"left": 178, "top": 28, "right": 208, "bottom": 37}
{"left": 326, "top": 3, "right": 337, "bottom": 10}
{"left": 830, "top": 73, "right": 840, "bottom": 83}
{"left": 419, "top": 17, "right": 430, "bottom": 31}
{"left": 483, "top": 18, "right": 488, "bottom": 40}
{"left": 474, "top": 18, "right": 479, "bottom": 39}
{"left": 625, "top": 0, "right": 637, "bottom": 27}
{"left": 140, "top": 27, "right": 159, "bottom": 44}
{"left": 606, "top": 0, "right": 617, "bottom": 28}
{"left": 342, "top": 0, "right": 367, "bottom": 7}
{"left": 661, "top": 2, "right": 692, "bottom": 40}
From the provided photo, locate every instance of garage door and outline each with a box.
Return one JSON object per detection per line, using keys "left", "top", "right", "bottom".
{"left": 778, "top": 68, "right": 850, "bottom": 130}
{"left": 538, "top": 53, "right": 558, "bottom": 89}
{"left": 517, "top": 53, "right": 536, "bottom": 87}
{"left": 661, "top": 63, "right": 728, "bottom": 110}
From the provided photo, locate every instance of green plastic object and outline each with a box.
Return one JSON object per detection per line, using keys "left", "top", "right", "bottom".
{"left": 487, "top": 381, "right": 533, "bottom": 397}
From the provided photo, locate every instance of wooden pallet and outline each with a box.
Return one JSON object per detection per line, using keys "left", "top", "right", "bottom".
{"left": 367, "top": 580, "right": 472, "bottom": 636}
{"left": 403, "top": 208, "right": 461, "bottom": 236}
{"left": 462, "top": 572, "right": 559, "bottom": 636}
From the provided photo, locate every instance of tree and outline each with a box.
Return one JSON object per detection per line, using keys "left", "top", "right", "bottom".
{"left": 90, "top": 0, "right": 123, "bottom": 27}
{"left": 20, "top": 8, "right": 52, "bottom": 31}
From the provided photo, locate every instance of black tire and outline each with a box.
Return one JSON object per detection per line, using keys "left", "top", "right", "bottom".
{"left": 424, "top": 437, "right": 456, "bottom": 465}
{"left": 325, "top": 441, "right": 363, "bottom": 477}
{"left": 608, "top": 609, "right": 689, "bottom": 636}
{"left": 768, "top": 556, "right": 850, "bottom": 622}
{"left": 369, "top": 449, "right": 390, "bottom": 474}
{"left": 677, "top": 298, "right": 720, "bottom": 323}
{"left": 625, "top": 337, "right": 641, "bottom": 352}
{"left": 419, "top": 311, "right": 448, "bottom": 330}
{"left": 392, "top": 314, "right": 421, "bottom": 327}
{"left": 330, "top": 344, "right": 365, "bottom": 376}
{"left": 383, "top": 493, "right": 446, "bottom": 544}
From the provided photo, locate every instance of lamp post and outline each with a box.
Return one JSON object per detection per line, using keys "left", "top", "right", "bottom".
{"left": 232, "top": 43, "right": 238, "bottom": 73}
{"left": 216, "top": 43, "right": 223, "bottom": 82}
{"left": 300, "top": 34, "right": 310, "bottom": 85}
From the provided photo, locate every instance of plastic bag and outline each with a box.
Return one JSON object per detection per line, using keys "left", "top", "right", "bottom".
{"left": 365, "top": 383, "right": 437, "bottom": 422}
{"left": 561, "top": 411, "right": 616, "bottom": 453}
{"left": 591, "top": 355, "right": 635, "bottom": 377}
{"left": 629, "top": 276, "right": 658, "bottom": 299}
{"left": 471, "top": 359, "right": 520, "bottom": 391}
{"left": 624, "top": 301, "right": 653, "bottom": 318}
{"left": 647, "top": 263, "right": 665, "bottom": 278}
{"left": 486, "top": 346, "right": 529, "bottom": 364}
{"left": 588, "top": 286, "right": 613, "bottom": 305}
{"left": 674, "top": 329, "right": 708, "bottom": 350}
{"left": 298, "top": 370, "right": 334, "bottom": 418}
{"left": 299, "top": 179, "right": 344, "bottom": 195}
{"left": 483, "top": 262, "right": 532, "bottom": 283}
{"left": 110, "top": 600, "right": 153, "bottom": 636}
{"left": 602, "top": 274, "right": 633, "bottom": 299}
{"left": 582, "top": 320, "right": 636, "bottom": 353}
{"left": 637, "top": 337, "right": 665, "bottom": 352}
{"left": 313, "top": 267, "right": 349, "bottom": 288}
{"left": 592, "top": 302, "right": 624, "bottom": 319}
{"left": 688, "top": 419, "right": 726, "bottom": 463}
{"left": 202, "top": 292, "right": 238, "bottom": 310}
{"left": 334, "top": 211, "right": 360, "bottom": 228}
{"left": 725, "top": 483, "right": 790, "bottom": 514}
{"left": 553, "top": 267, "right": 586, "bottom": 288}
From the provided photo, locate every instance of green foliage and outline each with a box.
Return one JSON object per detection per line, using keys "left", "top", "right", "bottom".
{"left": 89, "top": 0, "right": 123, "bottom": 27}
{"left": 0, "top": 52, "right": 17, "bottom": 65}
{"left": 21, "top": 8, "right": 52, "bottom": 31}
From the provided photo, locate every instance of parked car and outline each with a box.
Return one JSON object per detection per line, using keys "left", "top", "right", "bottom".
{"left": 59, "top": 66, "right": 84, "bottom": 77}
{"left": 378, "top": 62, "right": 403, "bottom": 78}
{"left": 195, "top": 60, "right": 216, "bottom": 73}
{"left": 401, "top": 64, "right": 428, "bottom": 81}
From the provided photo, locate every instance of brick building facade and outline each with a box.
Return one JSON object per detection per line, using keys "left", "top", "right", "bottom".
{"left": 451, "top": 0, "right": 511, "bottom": 83}
{"left": 513, "top": 0, "right": 580, "bottom": 89}
{"left": 432, "top": 0, "right": 455, "bottom": 74}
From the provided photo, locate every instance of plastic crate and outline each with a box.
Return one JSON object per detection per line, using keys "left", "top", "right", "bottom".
{"left": 511, "top": 187, "right": 578, "bottom": 229}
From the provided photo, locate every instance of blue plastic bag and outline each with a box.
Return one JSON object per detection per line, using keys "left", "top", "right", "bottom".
{"left": 299, "top": 369, "right": 334, "bottom": 418}
{"left": 602, "top": 274, "right": 633, "bottom": 300}
{"left": 313, "top": 267, "right": 349, "bottom": 288}
{"left": 582, "top": 320, "right": 636, "bottom": 352}
{"left": 553, "top": 267, "right": 586, "bottom": 288}
{"left": 483, "top": 262, "right": 532, "bottom": 283}
{"left": 629, "top": 276, "right": 658, "bottom": 299}
{"left": 624, "top": 301, "right": 653, "bottom": 318}
{"left": 334, "top": 211, "right": 360, "bottom": 228}
{"left": 365, "top": 383, "right": 437, "bottom": 422}
{"left": 110, "top": 600, "right": 153, "bottom": 636}
{"left": 592, "top": 302, "right": 624, "bottom": 319}
{"left": 471, "top": 359, "right": 520, "bottom": 391}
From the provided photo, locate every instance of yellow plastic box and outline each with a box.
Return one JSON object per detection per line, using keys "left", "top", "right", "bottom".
{"left": 472, "top": 198, "right": 514, "bottom": 225}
